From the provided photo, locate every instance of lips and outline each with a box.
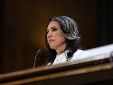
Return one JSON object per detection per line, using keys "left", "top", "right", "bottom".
{"left": 48, "top": 39, "right": 54, "bottom": 44}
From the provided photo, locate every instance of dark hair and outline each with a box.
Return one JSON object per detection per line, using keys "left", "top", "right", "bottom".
{"left": 46, "top": 16, "right": 80, "bottom": 64}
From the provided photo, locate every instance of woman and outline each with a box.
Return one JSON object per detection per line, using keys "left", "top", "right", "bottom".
{"left": 46, "top": 16, "right": 84, "bottom": 65}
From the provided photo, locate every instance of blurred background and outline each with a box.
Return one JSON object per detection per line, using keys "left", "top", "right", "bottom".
{"left": 0, "top": 0, "right": 113, "bottom": 73}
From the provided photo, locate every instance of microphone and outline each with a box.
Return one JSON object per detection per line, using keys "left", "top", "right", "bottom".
{"left": 33, "top": 49, "right": 41, "bottom": 68}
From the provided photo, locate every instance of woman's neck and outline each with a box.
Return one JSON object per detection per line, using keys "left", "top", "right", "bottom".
{"left": 55, "top": 43, "right": 67, "bottom": 55}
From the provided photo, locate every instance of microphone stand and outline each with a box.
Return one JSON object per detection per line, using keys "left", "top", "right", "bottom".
{"left": 33, "top": 49, "right": 41, "bottom": 68}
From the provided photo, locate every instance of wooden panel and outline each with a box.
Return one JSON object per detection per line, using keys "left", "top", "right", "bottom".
{"left": 0, "top": 56, "right": 113, "bottom": 85}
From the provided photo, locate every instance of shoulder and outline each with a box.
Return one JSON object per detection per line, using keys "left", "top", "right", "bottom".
{"left": 71, "top": 49, "right": 86, "bottom": 61}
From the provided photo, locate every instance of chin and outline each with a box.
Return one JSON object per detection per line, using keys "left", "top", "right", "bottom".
{"left": 50, "top": 45, "right": 57, "bottom": 50}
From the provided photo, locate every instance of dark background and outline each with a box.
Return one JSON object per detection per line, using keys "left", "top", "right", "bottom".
{"left": 0, "top": 0, "right": 113, "bottom": 73}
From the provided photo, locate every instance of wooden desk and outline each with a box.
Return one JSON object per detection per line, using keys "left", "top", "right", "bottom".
{"left": 0, "top": 55, "right": 113, "bottom": 85}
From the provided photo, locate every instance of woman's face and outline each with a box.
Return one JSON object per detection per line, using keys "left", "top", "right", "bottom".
{"left": 47, "top": 21, "right": 67, "bottom": 50}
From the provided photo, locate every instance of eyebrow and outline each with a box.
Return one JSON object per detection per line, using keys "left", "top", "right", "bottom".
{"left": 47, "top": 26, "right": 57, "bottom": 30}
{"left": 51, "top": 26, "right": 57, "bottom": 28}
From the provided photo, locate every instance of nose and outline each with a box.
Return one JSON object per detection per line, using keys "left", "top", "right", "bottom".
{"left": 47, "top": 31, "right": 52, "bottom": 38}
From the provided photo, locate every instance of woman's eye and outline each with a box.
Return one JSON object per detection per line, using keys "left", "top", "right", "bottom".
{"left": 52, "top": 28, "right": 57, "bottom": 32}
